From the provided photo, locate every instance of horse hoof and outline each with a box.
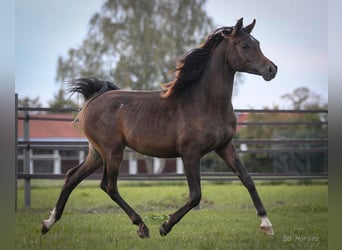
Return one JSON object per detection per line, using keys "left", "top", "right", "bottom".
{"left": 137, "top": 223, "right": 150, "bottom": 238}
{"left": 260, "top": 226, "right": 274, "bottom": 235}
{"left": 41, "top": 223, "right": 50, "bottom": 235}
{"left": 159, "top": 222, "right": 170, "bottom": 237}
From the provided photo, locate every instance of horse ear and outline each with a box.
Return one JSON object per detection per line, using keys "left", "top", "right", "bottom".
{"left": 245, "top": 19, "right": 256, "bottom": 33}
{"left": 232, "top": 18, "right": 243, "bottom": 37}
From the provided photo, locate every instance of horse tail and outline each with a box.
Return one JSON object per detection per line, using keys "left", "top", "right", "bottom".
{"left": 69, "top": 77, "right": 120, "bottom": 101}
{"left": 69, "top": 77, "right": 120, "bottom": 126}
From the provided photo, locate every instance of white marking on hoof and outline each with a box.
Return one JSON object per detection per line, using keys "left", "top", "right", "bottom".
{"left": 260, "top": 216, "right": 274, "bottom": 235}
{"left": 42, "top": 207, "right": 57, "bottom": 231}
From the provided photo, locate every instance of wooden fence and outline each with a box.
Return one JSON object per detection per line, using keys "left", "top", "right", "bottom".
{"left": 15, "top": 98, "right": 328, "bottom": 207}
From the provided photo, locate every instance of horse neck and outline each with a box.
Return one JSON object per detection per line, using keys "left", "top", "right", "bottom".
{"left": 197, "top": 40, "right": 235, "bottom": 109}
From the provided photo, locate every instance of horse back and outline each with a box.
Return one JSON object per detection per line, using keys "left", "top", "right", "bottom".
{"left": 80, "top": 90, "right": 237, "bottom": 158}
{"left": 80, "top": 90, "right": 181, "bottom": 157}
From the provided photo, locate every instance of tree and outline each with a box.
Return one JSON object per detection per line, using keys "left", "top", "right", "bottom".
{"left": 18, "top": 96, "right": 43, "bottom": 114}
{"left": 56, "top": 0, "right": 214, "bottom": 91}
{"left": 19, "top": 96, "right": 42, "bottom": 108}
{"left": 200, "top": 87, "right": 328, "bottom": 173}
{"left": 281, "top": 87, "right": 326, "bottom": 110}
{"left": 235, "top": 87, "right": 328, "bottom": 173}
{"left": 48, "top": 89, "right": 79, "bottom": 112}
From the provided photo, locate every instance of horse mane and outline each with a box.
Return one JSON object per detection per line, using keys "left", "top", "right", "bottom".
{"left": 161, "top": 26, "right": 233, "bottom": 98}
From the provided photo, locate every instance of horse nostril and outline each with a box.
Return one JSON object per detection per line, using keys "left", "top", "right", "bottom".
{"left": 269, "top": 65, "right": 277, "bottom": 75}
{"left": 263, "top": 64, "right": 277, "bottom": 81}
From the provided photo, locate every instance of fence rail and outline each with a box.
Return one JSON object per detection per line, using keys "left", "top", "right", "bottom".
{"left": 17, "top": 139, "right": 327, "bottom": 153}
{"left": 15, "top": 102, "right": 328, "bottom": 208}
{"left": 18, "top": 107, "right": 328, "bottom": 125}
{"left": 17, "top": 172, "right": 328, "bottom": 181}
{"left": 17, "top": 172, "right": 327, "bottom": 181}
{"left": 16, "top": 106, "right": 328, "bottom": 173}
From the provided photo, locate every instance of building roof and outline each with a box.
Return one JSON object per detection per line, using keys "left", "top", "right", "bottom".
{"left": 236, "top": 112, "right": 248, "bottom": 131}
{"left": 17, "top": 113, "right": 85, "bottom": 139}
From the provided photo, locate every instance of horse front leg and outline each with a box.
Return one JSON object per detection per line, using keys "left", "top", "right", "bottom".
{"left": 215, "top": 142, "right": 274, "bottom": 235}
{"left": 160, "top": 154, "right": 201, "bottom": 236}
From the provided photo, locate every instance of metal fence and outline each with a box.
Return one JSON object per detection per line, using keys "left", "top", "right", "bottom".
{"left": 15, "top": 96, "right": 328, "bottom": 207}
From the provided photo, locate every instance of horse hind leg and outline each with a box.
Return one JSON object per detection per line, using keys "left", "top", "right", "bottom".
{"left": 215, "top": 143, "right": 274, "bottom": 236}
{"left": 41, "top": 146, "right": 103, "bottom": 234}
{"left": 100, "top": 148, "right": 149, "bottom": 238}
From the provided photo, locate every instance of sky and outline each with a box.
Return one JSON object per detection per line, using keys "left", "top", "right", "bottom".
{"left": 15, "top": 0, "right": 328, "bottom": 109}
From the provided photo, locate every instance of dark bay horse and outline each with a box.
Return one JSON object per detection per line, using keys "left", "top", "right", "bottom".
{"left": 42, "top": 18, "right": 277, "bottom": 238}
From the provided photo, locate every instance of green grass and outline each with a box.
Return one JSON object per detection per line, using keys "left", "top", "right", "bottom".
{"left": 16, "top": 180, "right": 328, "bottom": 249}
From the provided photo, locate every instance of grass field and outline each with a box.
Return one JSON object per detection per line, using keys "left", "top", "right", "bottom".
{"left": 15, "top": 180, "right": 328, "bottom": 249}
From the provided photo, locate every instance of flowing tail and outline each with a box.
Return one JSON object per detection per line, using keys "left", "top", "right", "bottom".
{"left": 69, "top": 77, "right": 120, "bottom": 101}
{"left": 69, "top": 77, "right": 120, "bottom": 126}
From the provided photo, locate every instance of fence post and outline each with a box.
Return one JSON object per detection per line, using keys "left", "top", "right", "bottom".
{"left": 53, "top": 150, "right": 61, "bottom": 174}
{"left": 23, "top": 104, "right": 31, "bottom": 207}
{"left": 128, "top": 152, "right": 137, "bottom": 174}
{"left": 78, "top": 150, "right": 85, "bottom": 164}
{"left": 153, "top": 158, "right": 165, "bottom": 174}
{"left": 176, "top": 158, "right": 184, "bottom": 174}
{"left": 15, "top": 94, "right": 18, "bottom": 211}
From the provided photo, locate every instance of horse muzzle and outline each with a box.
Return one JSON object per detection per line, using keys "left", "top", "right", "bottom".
{"left": 262, "top": 62, "right": 277, "bottom": 81}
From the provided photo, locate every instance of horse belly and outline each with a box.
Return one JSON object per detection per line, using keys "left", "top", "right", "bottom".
{"left": 126, "top": 135, "right": 179, "bottom": 158}
{"left": 122, "top": 119, "right": 179, "bottom": 158}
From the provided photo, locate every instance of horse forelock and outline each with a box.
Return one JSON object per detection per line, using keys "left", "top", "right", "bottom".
{"left": 161, "top": 26, "right": 233, "bottom": 98}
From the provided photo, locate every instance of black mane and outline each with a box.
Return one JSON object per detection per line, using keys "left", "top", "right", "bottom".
{"left": 162, "top": 26, "right": 233, "bottom": 98}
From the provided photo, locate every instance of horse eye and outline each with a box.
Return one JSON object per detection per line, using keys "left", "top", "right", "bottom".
{"left": 242, "top": 43, "right": 250, "bottom": 50}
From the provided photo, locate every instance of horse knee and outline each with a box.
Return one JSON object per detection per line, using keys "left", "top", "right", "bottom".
{"left": 64, "top": 162, "right": 83, "bottom": 182}
{"left": 101, "top": 181, "right": 121, "bottom": 201}
{"left": 189, "top": 193, "right": 201, "bottom": 207}
{"left": 100, "top": 180, "right": 112, "bottom": 195}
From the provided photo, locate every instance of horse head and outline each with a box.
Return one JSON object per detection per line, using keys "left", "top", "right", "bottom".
{"left": 221, "top": 18, "right": 277, "bottom": 81}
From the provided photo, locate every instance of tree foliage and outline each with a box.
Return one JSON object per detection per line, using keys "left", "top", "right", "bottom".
{"left": 18, "top": 96, "right": 43, "bottom": 114}
{"left": 281, "top": 86, "right": 326, "bottom": 110}
{"left": 201, "top": 87, "right": 328, "bottom": 173}
{"left": 19, "top": 96, "right": 42, "bottom": 108}
{"left": 56, "top": 0, "right": 214, "bottom": 91}
{"left": 235, "top": 87, "right": 328, "bottom": 173}
{"left": 48, "top": 89, "right": 79, "bottom": 112}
